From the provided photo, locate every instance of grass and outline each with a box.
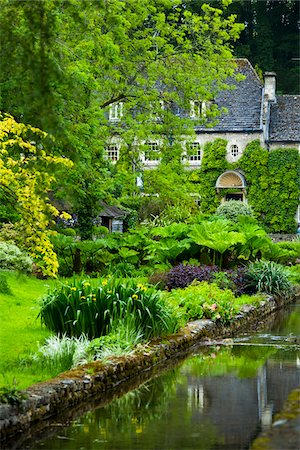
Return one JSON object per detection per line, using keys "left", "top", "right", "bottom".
{"left": 0, "top": 270, "right": 55, "bottom": 389}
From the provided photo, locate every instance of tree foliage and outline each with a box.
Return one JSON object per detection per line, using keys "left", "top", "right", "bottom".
{"left": 0, "top": 113, "right": 72, "bottom": 276}
{"left": 0, "top": 0, "right": 244, "bottom": 235}
{"left": 188, "top": 0, "right": 300, "bottom": 93}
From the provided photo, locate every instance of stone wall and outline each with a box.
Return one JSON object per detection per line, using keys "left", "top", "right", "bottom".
{"left": 0, "top": 292, "right": 298, "bottom": 447}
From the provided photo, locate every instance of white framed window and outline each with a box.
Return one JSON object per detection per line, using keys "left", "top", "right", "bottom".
{"left": 297, "top": 204, "right": 300, "bottom": 223}
{"left": 144, "top": 142, "right": 160, "bottom": 161}
{"left": 190, "top": 100, "right": 202, "bottom": 119}
{"left": 109, "top": 102, "right": 123, "bottom": 121}
{"left": 190, "top": 193, "right": 201, "bottom": 206}
{"left": 187, "top": 142, "right": 201, "bottom": 161}
{"left": 150, "top": 100, "right": 164, "bottom": 121}
{"left": 105, "top": 144, "right": 119, "bottom": 162}
{"left": 230, "top": 144, "right": 239, "bottom": 158}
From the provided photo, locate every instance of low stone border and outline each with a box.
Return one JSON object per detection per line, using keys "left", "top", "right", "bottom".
{"left": 0, "top": 292, "right": 298, "bottom": 447}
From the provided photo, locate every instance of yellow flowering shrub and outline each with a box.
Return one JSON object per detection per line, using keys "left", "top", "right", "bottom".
{"left": 0, "top": 113, "right": 72, "bottom": 277}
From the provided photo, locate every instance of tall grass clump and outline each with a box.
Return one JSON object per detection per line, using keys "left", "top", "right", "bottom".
{"left": 39, "top": 277, "right": 180, "bottom": 340}
{"left": 245, "top": 260, "right": 292, "bottom": 297}
{"left": 31, "top": 335, "right": 90, "bottom": 372}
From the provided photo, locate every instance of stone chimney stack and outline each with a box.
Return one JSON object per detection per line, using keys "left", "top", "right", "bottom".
{"left": 262, "top": 72, "right": 277, "bottom": 127}
{"left": 264, "top": 72, "right": 277, "bottom": 102}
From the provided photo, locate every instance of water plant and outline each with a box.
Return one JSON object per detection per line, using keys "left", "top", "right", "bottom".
{"left": 245, "top": 260, "right": 292, "bottom": 297}
{"left": 39, "top": 277, "right": 180, "bottom": 340}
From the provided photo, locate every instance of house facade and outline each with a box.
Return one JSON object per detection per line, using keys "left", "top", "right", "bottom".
{"left": 105, "top": 59, "right": 299, "bottom": 167}
{"left": 105, "top": 59, "right": 300, "bottom": 228}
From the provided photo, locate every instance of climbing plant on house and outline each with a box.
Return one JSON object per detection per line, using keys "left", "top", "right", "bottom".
{"left": 192, "top": 139, "right": 229, "bottom": 214}
{"left": 187, "top": 139, "right": 299, "bottom": 233}
{"left": 239, "top": 143, "right": 300, "bottom": 233}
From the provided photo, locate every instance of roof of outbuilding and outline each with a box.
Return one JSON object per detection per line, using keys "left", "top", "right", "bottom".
{"left": 268, "top": 95, "right": 300, "bottom": 142}
{"left": 99, "top": 204, "right": 127, "bottom": 219}
{"left": 195, "top": 59, "right": 263, "bottom": 133}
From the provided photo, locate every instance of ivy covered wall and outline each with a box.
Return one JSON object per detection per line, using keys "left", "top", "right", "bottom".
{"left": 192, "top": 139, "right": 300, "bottom": 233}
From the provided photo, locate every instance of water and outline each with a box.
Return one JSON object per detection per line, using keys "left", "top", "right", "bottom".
{"left": 25, "top": 303, "right": 300, "bottom": 450}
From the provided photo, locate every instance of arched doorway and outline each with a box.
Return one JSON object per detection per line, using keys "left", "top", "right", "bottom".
{"left": 215, "top": 170, "right": 247, "bottom": 202}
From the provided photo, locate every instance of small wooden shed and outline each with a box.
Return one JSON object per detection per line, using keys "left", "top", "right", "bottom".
{"left": 99, "top": 204, "right": 128, "bottom": 233}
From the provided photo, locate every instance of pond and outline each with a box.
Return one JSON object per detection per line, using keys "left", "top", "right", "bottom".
{"left": 26, "top": 303, "right": 300, "bottom": 450}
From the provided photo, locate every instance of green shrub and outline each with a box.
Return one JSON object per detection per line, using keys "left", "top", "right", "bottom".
{"left": 263, "top": 241, "right": 300, "bottom": 265}
{"left": 286, "top": 264, "right": 300, "bottom": 285}
{"left": 245, "top": 260, "right": 292, "bottom": 297}
{"left": 0, "top": 242, "right": 33, "bottom": 273}
{"left": 164, "top": 281, "right": 238, "bottom": 324}
{"left": 39, "top": 277, "right": 180, "bottom": 340}
{"left": 0, "top": 273, "right": 12, "bottom": 294}
{"left": 215, "top": 200, "right": 254, "bottom": 222}
{"left": 0, "top": 385, "right": 27, "bottom": 406}
{"left": 88, "top": 318, "right": 144, "bottom": 359}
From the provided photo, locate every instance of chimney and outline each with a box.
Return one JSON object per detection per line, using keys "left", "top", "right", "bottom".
{"left": 264, "top": 72, "right": 276, "bottom": 102}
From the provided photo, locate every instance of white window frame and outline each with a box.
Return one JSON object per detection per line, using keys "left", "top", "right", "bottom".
{"left": 105, "top": 144, "right": 119, "bottom": 162}
{"left": 190, "top": 100, "right": 202, "bottom": 119}
{"left": 187, "top": 142, "right": 201, "bottom": 161}
{"left": 230, "top": 144, "right": 239, "bottom": 158}
{"left": 109, "top": 102, "right": 123, "bottom": 121}
{"left": 144, "top": 142, "right": 160, "bottom": 162}
{"left": 150, "top": 100, "right": 164, "bottom": 121}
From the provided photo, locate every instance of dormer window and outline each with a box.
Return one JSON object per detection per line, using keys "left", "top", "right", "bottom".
{"left": 150, "top": 100, "right": 164, "bottom": 121}
{"left": 105, "top": 144, "right": 119, "bottom": 162}
{"left": 144, "top": 142, "right": 160, "bottom": 161}
{"left": 187, "top": 142, "right": 201, "bottom": 161}
{"left": 230, "top": 145, "right": 239, "bottom": 158}
{"left": 190, "top": 100, "right": 202, "bottom": 119}
{"left": 109, "top": 102, "right": 123, "bottom": 121}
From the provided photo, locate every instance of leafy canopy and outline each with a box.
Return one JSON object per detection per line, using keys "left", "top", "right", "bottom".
{"left": 0, "top": 113, "right": 72, "bottom": 276}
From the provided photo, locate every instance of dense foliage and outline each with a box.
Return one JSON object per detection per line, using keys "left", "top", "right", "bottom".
{"left": 190, "top": 140, "right": 300, "bottom": 233}
{"left": 0, "top": 242, "right": 32, "bottom": 273}
{"left": 245, "top": 260, "right": 292, "bottom": 298}
{"left": 0, "top": 0, "right": 243, "bottom": 238}
{"left": 188, "top": 0, "right": 300, "bottom": 93}
{"left": 215, "top": 200, "right": 253, "bottom": 222}
{"left": 39, "top": 277, "right": 180, "bottom": 340}
{"left": 0, "top": 114, "right": 72, "bottom": 276}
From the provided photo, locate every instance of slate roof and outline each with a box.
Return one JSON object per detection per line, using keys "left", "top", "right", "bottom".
{"left": 195, "top": 59, "right": 263, "bottom": 133}
{"left": 99, "top": 204, "right": 127, "bottom": 219}
{"left": 269, "top": 95, "right": 300, "bottom": 142}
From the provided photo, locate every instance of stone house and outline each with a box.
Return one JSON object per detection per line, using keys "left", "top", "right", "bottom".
{"left": 105, "top": 59, "right": 300, "bottom": 224}
{"left": 106, "top": 59, "right": 299, "bottom": 166}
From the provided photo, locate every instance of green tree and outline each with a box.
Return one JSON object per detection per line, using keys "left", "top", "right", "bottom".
{"left": 0, "top": 113, "right": 72, "bottom": 276}
{"left": 0, "top": 0, "right": 243, "bottom": 234}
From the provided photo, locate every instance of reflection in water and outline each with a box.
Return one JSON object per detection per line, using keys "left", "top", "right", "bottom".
{"left": 26, "top": 304, "right": 300, "bottom": 450}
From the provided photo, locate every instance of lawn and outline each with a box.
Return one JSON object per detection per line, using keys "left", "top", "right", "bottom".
{"left": 0, "top": 270, "right": 55, "bottom": 389}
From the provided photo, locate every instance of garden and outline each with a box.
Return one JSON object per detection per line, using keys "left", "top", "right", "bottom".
{"left": 1, "top": 201, "right": 299, "bottom": 400}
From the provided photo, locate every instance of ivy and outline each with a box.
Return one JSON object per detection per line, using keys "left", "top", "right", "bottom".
{"left": 197, "top": 139, "right": 229, "bottom": 214}
{"left": 239, "top": 143, "right": 300, "bottom": 233}
{"left": 192, "top": 139, "right": 300, "bottom": 233}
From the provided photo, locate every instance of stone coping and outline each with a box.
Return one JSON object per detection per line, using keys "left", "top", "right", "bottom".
{"left": 0, "top": 292, "right": 298, "bottom": 447}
